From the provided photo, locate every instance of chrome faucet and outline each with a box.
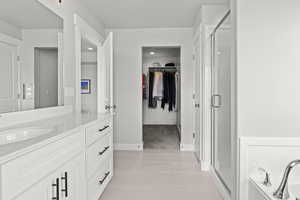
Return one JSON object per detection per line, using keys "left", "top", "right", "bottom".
{"left": 273, "top": 159, "right": 300, "bottom": 199}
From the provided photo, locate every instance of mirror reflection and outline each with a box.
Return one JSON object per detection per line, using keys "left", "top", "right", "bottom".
{"left": 0, "top": 0, "right": 64, "bottom": 114}
{"left": 81, "top": 38, "right": 98, "bottom": 114}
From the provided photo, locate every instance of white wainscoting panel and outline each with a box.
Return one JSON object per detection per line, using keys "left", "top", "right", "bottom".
{"left": 238, "top": 137, "right": 300, "bottom": 200}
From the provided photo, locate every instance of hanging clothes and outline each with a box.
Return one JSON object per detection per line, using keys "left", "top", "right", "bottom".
{"left": 152, "top": 72, "right": 163, "bottom": 98}
{"left": 175, "top": 72, "right": 179, "bottom": 111}
{"left": 142, "top": 73, "right": 147, "bottom": 99}
{"left": 148, "top": 71, "right": 157, "bottom": 108}
{"left": 165, "top": 63, "right": 175, "bottom": 67}
{"left": 161, "top": 72, "right": 176, "bottom": 112}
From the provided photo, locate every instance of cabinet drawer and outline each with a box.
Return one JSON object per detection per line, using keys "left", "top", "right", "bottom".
{"left": 86, "top": 118, "right": 112, "bottom": 146}
{"left": 1, "top": 129, "right": 84, "bottom": 200}
{"left": 86, "top": 132, "right": 112, "bottom": 178}
{"left": 87, "top": 159, "right": 112, "bottom": 200}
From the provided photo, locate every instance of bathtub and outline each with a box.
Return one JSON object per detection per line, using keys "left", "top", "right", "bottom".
{"left": 249, "top": 175, "right": 300, "bottom": 200}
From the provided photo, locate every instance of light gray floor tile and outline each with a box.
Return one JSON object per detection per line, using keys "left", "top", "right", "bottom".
{"left": 100, "top": 151, "right": 223, "bottom": 200}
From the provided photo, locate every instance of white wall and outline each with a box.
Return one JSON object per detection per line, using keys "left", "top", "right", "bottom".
{"left": 109, "top": 28, "right": 193, "bottom": 149}
{"left": 193, "top": 7, "right": 202, "bottom": 35}
{"left": 235, "top": 0, "right": 300, "bottom": 137}
{"left": 38, "top": 0, "right": 105, "bottom": 108}
{"left": 20, "top": 29, "right": 61, "bottom": 110}
{"left": 81, "top": 51, "right": 97, "bottom": 113}
{"left": 0, "top": 20, "right": 22, "bottom": 40}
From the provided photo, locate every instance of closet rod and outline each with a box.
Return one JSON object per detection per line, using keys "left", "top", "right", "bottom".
{"left": 148, "top": 67, "right": 178, "bottom": 72}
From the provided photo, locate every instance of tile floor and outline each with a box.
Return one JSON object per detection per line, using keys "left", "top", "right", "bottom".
{"left": 143, "top": 125, "right": 180, "bottom": 150}
{"left": 100, "top": 150, "right": 223, "bottom": 200}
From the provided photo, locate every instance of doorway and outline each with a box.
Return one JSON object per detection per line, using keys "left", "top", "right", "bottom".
{"left": 142, "top": 46, "right": 181, "bottom": 151}
{"left": 34, "top": 48, "right": 58, "bottom": 109}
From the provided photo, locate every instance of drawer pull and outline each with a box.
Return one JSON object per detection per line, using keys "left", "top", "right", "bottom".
{"left": 52, "top": 178, "right": 59, "bottom": 200}
{"left": 99, "top": 125, "right": 109, "bottom": 132}
{"left": 99, "top": 172, "right": 110, "bottom": 185}
{"left": 99, "top": 146, "right": 110, "bottom": 156}
{"left": 61, "top": 172, "right": 68, "bottom": 197}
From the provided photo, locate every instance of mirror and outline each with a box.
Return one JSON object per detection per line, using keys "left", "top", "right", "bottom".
{"left": 81, "top": 38, "right": 98, "bottom": 114}
{"left": 0, "top": 0, "right": 64, "bottom": 114}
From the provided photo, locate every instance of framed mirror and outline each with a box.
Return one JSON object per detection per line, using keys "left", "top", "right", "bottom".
{"left": 0, "top": 0, "right": 64, "bottom": 114}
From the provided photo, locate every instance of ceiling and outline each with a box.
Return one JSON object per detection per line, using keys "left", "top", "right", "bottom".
{"left": 81, "top": 38, "right": 97, "bottom": 52}
{"left": 0, "top": 0, "right": 63, "bottom": 29}
{"left": 82, "top": 0, "right": 228, "bottom": 28}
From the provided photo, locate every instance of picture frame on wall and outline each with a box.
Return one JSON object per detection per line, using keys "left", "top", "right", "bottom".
{"left": 81, "top": 79, "right": 91, "bottom": 94}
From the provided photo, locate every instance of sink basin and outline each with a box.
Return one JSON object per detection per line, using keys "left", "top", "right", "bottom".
{"left": 0, "top": 127, "right": 53, "bottom": 145}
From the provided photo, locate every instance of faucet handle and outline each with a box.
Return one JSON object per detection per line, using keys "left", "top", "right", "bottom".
{"left": 258, "top": 168, "right": 272, "bottom": 187}
{"left": 264, "top": 172, "right": 272, "bottom": 187}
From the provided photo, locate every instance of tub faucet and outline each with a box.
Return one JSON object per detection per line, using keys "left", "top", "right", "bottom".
{"left": 273, "top": 159, "right": 300, "bottom": 199}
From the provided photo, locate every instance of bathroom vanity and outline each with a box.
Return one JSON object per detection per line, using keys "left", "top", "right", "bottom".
{"left": 0, "top": 112, "right": 113, "bottom": 200}
{"left": 0, "top": 0, "right": 115, "bottom": 199}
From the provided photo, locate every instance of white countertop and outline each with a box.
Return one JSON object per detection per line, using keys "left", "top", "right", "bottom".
{"left": 0, "top": 112, "right": 112, "bottom": 164}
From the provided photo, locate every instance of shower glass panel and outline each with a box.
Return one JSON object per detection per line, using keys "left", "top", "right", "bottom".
{"left": 211, "top": 13, "right": 232, "bottom": 192}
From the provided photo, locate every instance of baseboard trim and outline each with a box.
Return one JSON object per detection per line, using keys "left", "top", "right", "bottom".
{"left": 209, "top": 167, "right": 231, "bottom": 200}
{"left": 180, "top": 144, "right": 194, "bottom": 151}
{"left": 114, "top": 143, "right": 143, "bottom": 151}
{"left": 201, "top": 160, "right": 211, "bottom": 171}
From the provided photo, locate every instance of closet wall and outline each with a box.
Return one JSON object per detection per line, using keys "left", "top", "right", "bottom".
{"left": 142, "top": 47, "right": 180, "bottom": 125}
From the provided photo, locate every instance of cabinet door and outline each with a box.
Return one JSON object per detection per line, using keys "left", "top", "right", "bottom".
{"left": 14, "top": 173, "right": 56, "bottom": 200}
{"left": 59, "top": 154, "right": 85, "bottom": 200}
{"left": 99, "top": 32, "right": 113, "bottom": 114}
{"left": 14, "top": 154, "right": 85, "bottom": 200}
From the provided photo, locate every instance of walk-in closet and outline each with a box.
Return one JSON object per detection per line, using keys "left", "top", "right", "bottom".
{"left": 142, "top": 47, "right": 181, "bottom": 150}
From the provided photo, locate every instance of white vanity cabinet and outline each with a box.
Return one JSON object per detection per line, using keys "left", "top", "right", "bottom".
{"left": 85, "top": 116, "right": 113, "bottom": 200}
{"left": 0, "top": 115, "right": 114, "bottom": 200}
{"left": 0, "top": 129, "right": 85, "bottom": 200}
{"left": 14, "top": 173, "right": 52, "bottom": 200}
{"left": 14, "top": 153, "right": 85, "bottom": 200}
{"left": 55, "top": 153, "right": 86, "bottom": 200}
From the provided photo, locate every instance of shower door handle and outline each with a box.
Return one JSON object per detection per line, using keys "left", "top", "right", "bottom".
{"left": 211, "top": 94, "right": 222, "bottom": 108}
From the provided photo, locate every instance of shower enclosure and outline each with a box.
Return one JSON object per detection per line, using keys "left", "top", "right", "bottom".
{"left": 211, "top": 11, "right": 233, "bottom": 194}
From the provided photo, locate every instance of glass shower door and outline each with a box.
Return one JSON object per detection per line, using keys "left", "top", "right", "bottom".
{"left": 211, "top": 18, "right": 232, "bottom": 192}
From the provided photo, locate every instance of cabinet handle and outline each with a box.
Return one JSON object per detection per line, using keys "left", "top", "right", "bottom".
{"left": 98, "top": 146, "right": 110, "bottom": 156}
{"left": 99, "top": 125, "right": 109, "bottom": 132}
{"left": 61, "top": 172, "right": 68, "bottom": 197}
{"left": 99, "top": 171, "right": 110, "bottom": 185}
{"left": 52, "top": 178, "right": 59, "bottom": 200}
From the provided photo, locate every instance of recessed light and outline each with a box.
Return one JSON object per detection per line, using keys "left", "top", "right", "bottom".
{"left": 88, "top": 47, "right": 94, "bottom": 51}
{"left": 150, "top": 51, "right": 155, "bottom": 55}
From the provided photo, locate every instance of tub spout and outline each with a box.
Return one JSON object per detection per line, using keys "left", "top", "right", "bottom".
{"left": 273, "top": 159, "right": 300, "bottom": 199}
